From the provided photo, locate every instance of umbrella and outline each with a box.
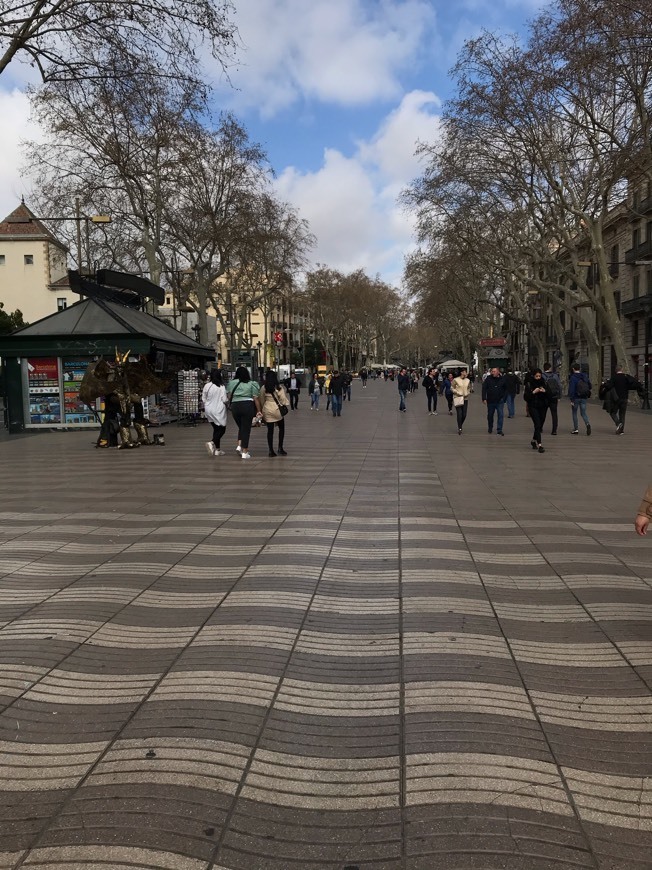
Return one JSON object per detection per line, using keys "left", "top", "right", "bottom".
{"left": 438, "top": 359, "right": 468, "bottom": 369}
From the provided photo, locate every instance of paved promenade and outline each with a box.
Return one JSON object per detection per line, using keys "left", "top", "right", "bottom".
{"left": 0, "top": 380, "right": 651, "bottom": 870}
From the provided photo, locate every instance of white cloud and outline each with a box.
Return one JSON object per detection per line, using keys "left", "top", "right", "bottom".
{"left": 275, "top": 89, "right": 442, "bottom": 286}
{"left": 0, "top": 88, "right": 39, "bottom": 219}
{"left": 215, "top": 0, "right": 436, "bottom": 115}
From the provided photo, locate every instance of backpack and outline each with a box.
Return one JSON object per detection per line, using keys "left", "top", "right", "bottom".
{"left": 575, "top": 376, "right": 590, "bottom": 399}
{"left": 545, "top": 373, "right": 561, "bottom": 399}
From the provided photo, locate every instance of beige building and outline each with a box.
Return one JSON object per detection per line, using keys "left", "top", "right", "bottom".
{"left": 0, "top": 202, "right": 74, "bottom": 325}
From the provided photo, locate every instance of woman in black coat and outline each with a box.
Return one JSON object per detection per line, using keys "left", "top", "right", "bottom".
{"left": 523, "top": 368, "right": 551, "bottom": 453}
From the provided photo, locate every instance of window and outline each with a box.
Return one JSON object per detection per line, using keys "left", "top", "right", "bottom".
{"left": 57, "top": 298, "right": 67, "bottom": 311}
{"left": 165, "top": 296, "right": 171, "bottom": 306}
{"left": 24, "top": 254, "right": 34, "bottom": 265}
{"left": 633, "top": 227, "right": 641, "bottom": 249}
{"left": 633, "top": 274, "right": 640, "bottom": 299}
{"left": 632, "top": 319, "right": 639, "bottom": 346}
{"left": 0, "top": 255, "right": 5, "bottom": 265}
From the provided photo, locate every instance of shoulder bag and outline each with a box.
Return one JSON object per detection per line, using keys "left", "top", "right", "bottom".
{"left": 271, "top": 389, "right": 289, "bottom": 417}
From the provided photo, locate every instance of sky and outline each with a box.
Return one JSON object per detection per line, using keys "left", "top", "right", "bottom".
{"left": 0, "top": 0, "right": 545, "bottom": 289}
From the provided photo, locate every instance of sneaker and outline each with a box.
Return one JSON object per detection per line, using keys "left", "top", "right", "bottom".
{"left": 241, "top": 451, "right": 251, "bottom": 459}
{"left": 531, "top": 440, "right": 537, "bottom": 450}
{"left": 538, "top": 446, "right": 545, "bottom": 453}
{"left": 236, "top": 445, "right": 242, "bottom": 453}
{"left": 458, "top": 428, "right": 462, "bottom": 435}
{"left": 616, "top": 423, "right": 624, "bottom": 434}
{"left": 488, "top": 429, "right": 493, "bottom": 434}
{"left": 551, "top": 431, "right": 557, "bottom": 436}
{"left": 433, "top": 411, "right": 438, "bottom": 416}
{"left": 205, "top": 441, "right": 216, "bottom": 456}
{"left": 278, "top": 448, "right": 287, "bottom": 456}
{"left": 571, "top": 430, "right": 579, "bottom": 435}
{"left": 216, "top": 449, "right": 226, "bottom": 456}
{"left": 586, "top": 424, "right": 591, "bottom": 436}
{"left": 497, "top": 431, "right": 504, "bottom": 436}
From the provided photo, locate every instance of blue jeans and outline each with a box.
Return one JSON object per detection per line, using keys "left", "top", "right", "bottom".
{"left": 487, "top": 402, "right": 504, "bottom": 433}
{"left": 343, "top": 385, "right": 351, "bottom": 401}
{"left": 331, "top": 395, "right": 342, "bottom": 416}
{"left": 506, "top": 393, "right": 515, "bottom": 417}
{"left": 399, "top": 389, "right": 407, "bottom": 410}
{"left": 571, "top": 399, "right": 590, "bottom": 429}
{"left": 311, "top": 391, "right": 320, "bottom": 409}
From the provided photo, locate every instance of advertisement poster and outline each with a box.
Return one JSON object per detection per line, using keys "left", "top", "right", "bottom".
{"left": 27, "top": 358, "right": 61, "bottom": 424}
{"left": 63, "top": 359, "right": 96, "bottom": 424}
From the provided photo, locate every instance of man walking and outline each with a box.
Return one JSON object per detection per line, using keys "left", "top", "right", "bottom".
{"left": 422, "top": 368, "right": 438, "bottom": 415}
{"left": 397, "top": 367, "right": 410, "bottom": 412}
{"left": 568, "top": 364, "right": 591, "bottom": 435}
{"left": 542, "top": 362, "right": 562, "bottom": 435}
{"left": 329, "top": 370, "right": 344, "bottom": 417}
{"left": 504, "top": 369, "right": 521, "bottom": 418}
{"left": 283, "top": 369, "right": 303, "bottom": 410}
{"left": 605, "top": 365, "right": 642, "bottom": 434}
{"left": 342, "top": 370, "right": 353, "bottom": 402}
{"left": 482, "top": 367, "right": 507, "bottom": 435}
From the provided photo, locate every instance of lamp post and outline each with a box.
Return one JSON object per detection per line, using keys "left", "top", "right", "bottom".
{"left": 32, "top": 202, "right": 111, "bottom": 274}
{"left": 642, "top": 296, "right": 651, "bottom": 411}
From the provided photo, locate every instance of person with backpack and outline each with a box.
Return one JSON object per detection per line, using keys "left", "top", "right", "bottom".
{"left": 602, "top": 365, "right": 643, "bottom": 435}
{"left": 422, "top": 368, "right": 438, "bottom": 415}
{"left": 542, "top": 362, "right": 562, "bottom": 435}
{"left": 568, "top": 364, "right": 591, "bottom": 435}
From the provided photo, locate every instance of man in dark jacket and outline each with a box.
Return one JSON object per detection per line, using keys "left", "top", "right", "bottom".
{"left": 397, "top": 367, "right": 410, "bottom": 412}
{"left": 283, "top": 370, "right": 303, "bottom": 410}
{"left": 422, "top": 368, "right": 438, "bottom": 415}
{"left": 481, "top": 367, "right": 508, "bottom": 435}
{"left": 504, "top": 369, "right": 521, "bottom": 418}
{"left": 329, "top": 370, "right": 344, "bottom": 417}
{"left": 568, "top": 364, "right": 592, "bottom": 435}
{"left": 605, "top": 365, "right": 642, "bottom": 434}
{"left": 542, "top": 362, "right": 562, "bottom": 435}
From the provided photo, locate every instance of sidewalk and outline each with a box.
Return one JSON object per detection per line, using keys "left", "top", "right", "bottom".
{"left": 0, "top": 382, "right": 650, "bottom": 870}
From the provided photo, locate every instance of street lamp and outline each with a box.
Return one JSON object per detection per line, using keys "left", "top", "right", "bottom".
{"left": 31, "top": 201, "right": 111, "bottom": 274}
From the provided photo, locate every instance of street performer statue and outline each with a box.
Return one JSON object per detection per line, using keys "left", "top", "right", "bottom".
{"left": 80, "top": 350, "right": 167, "bottom": 449}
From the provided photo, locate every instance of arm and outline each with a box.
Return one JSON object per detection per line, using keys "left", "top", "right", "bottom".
{"left": 635, "top": 484, "right": 652, "bottom": 536}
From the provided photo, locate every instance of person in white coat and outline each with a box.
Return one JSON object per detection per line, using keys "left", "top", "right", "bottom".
{"left": 452, "top": 368, "right": 472, "bottom": 434}
{"left": 202, "top": 369, "right": 228, "bottom": 456}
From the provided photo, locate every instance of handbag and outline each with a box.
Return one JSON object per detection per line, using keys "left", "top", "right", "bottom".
{"left": 271, "top": 389, "right": 289, "bottom": 417}
{"left": 226, "top": 380, "right": 240, "bottom": 409}
{"left": 453, "top": 395, "right": 465, "bottom": 407}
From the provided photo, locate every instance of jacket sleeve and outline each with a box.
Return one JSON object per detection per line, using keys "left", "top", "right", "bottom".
{"left": 638, "top": 484, "right": 652, "bottom": 518}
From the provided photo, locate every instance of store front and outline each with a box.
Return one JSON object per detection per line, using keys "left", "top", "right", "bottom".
{"left": 0, "top": 297, "right": 215, "bottom": 434}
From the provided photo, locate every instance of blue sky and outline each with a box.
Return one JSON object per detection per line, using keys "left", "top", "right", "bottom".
{"left": 0, "top": 0, "right": 544, "bottom": 287}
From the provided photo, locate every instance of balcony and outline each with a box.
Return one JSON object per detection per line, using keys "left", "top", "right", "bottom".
{"left": 625, "top": 238, "right": 652, "bottom": 264}
{"left": 629, "top": 195, "right": 652, "bottom": 220}
{"left": 621, "top": 292, "right": 652, "bottom": 318}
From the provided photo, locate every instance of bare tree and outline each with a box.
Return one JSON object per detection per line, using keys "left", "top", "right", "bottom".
{"left": 0, "top": 0, "right": 236, "bottom": 85}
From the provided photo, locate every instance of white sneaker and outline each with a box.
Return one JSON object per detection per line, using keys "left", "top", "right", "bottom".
{"left": 433, "top": 411, "right": 438, "bottom": 416}
{"left": 241, "top": 451, "right": 251, "bottom": 460}
{"left": 236, "top": 445, "right": 242, "bottom": 453}
{"left": 216, "top": 449, "right": 226, "bottom": 456}
{"left": 205, "top": 442, "right": 216, "bottom": 456}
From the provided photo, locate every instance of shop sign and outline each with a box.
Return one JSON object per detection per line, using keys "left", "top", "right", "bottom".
{"left": 478, "top": 337, "right": 506, "bottom": 347}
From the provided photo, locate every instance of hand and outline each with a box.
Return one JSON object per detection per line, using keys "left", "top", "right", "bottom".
{"left": 635, "top": 514, "right": 649, "bottom": 536}
{"left": 483, "top": 400, "right": 487, "bottom": 404}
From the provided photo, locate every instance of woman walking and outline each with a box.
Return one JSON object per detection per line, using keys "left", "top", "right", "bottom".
{"left": 422, "top": 368, "right": 438, "bottom": 415}
{"left": 226, "top": 366, "right": 262, "bottom": 460}
{"left": 309, "top": 372, "right": 321, "bottom": 411}
{"left": 202, "top": 369, "right": 228, "bottom": 456}
{"left": 260, "top": 370, "right": 290, "bottom": 456}
{"left": 524, "top": 368, "right": 551, "bottom": 453}
{"left": 452, "top": 368, "right": 472, "bottom": 434}
{"left": 440, "top": 373, "right": 454, "bottom": 414}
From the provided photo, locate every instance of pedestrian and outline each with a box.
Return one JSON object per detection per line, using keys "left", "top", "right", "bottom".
{"left": 202, "top": 369, "right": 228, "bottom": 456}
{"left": 397, "top": 367, "right": 410, "bottom": 412}
{"left": 452, "top": 368, "right": 472, "bottom": 434}
{"left": 542, "top": 362, "right": 562, "bottom": 435}
{"left": 227, "top": 366, "right": 263, "bottom": 460}
{"left": 524, "top": 368, "right": 551, "bottom": 453}
{"left": 440, "top": 373, "right": 454, "bottom": 414}
{"left": 482, "top": 366, "right": 508, "bottom": 435}
{"left": 360, "top": 367, "right": 368, "bottom": 388}
{"left": 342, "top": 370, "right": 353, "bottom": 402}
{"left": 635, "top": 483, "right": 652, "bottom": 536}
{"left": 504, "top": 369, "right": 521, "bottom": 419}
{"left": 602, "top": 365, "right": 643, "bottom": 434}
{"left": 309, "top": 372, "right": 321, "bottom": 411}
{"left": 422, "top": 368, "right": 438, "bottom": 415}
{"left": 324, "top": 371, "right": 332, "bottom": 411}
{"left": 411, "top": 370, "right": 419, "bottom": 393}
{"left": 568, "top": 364, "right": 592, "bottom": 435}
{"left": 329, "top": 369, "right": 344, "bottom": 416}
{"left": 283, "top": 369, "right": 302, "bottom": 410}
{"left": 259, "top": 369, "right": 290, "bottom": 456}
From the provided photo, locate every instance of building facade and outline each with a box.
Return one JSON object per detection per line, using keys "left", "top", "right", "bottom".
{"left": 0, "top": 203, "right": 75, "bottom": 324}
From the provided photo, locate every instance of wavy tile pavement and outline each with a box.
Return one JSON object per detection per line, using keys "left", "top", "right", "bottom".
{"left": 1, "top": 382, "right": 651, "bottom": 869}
